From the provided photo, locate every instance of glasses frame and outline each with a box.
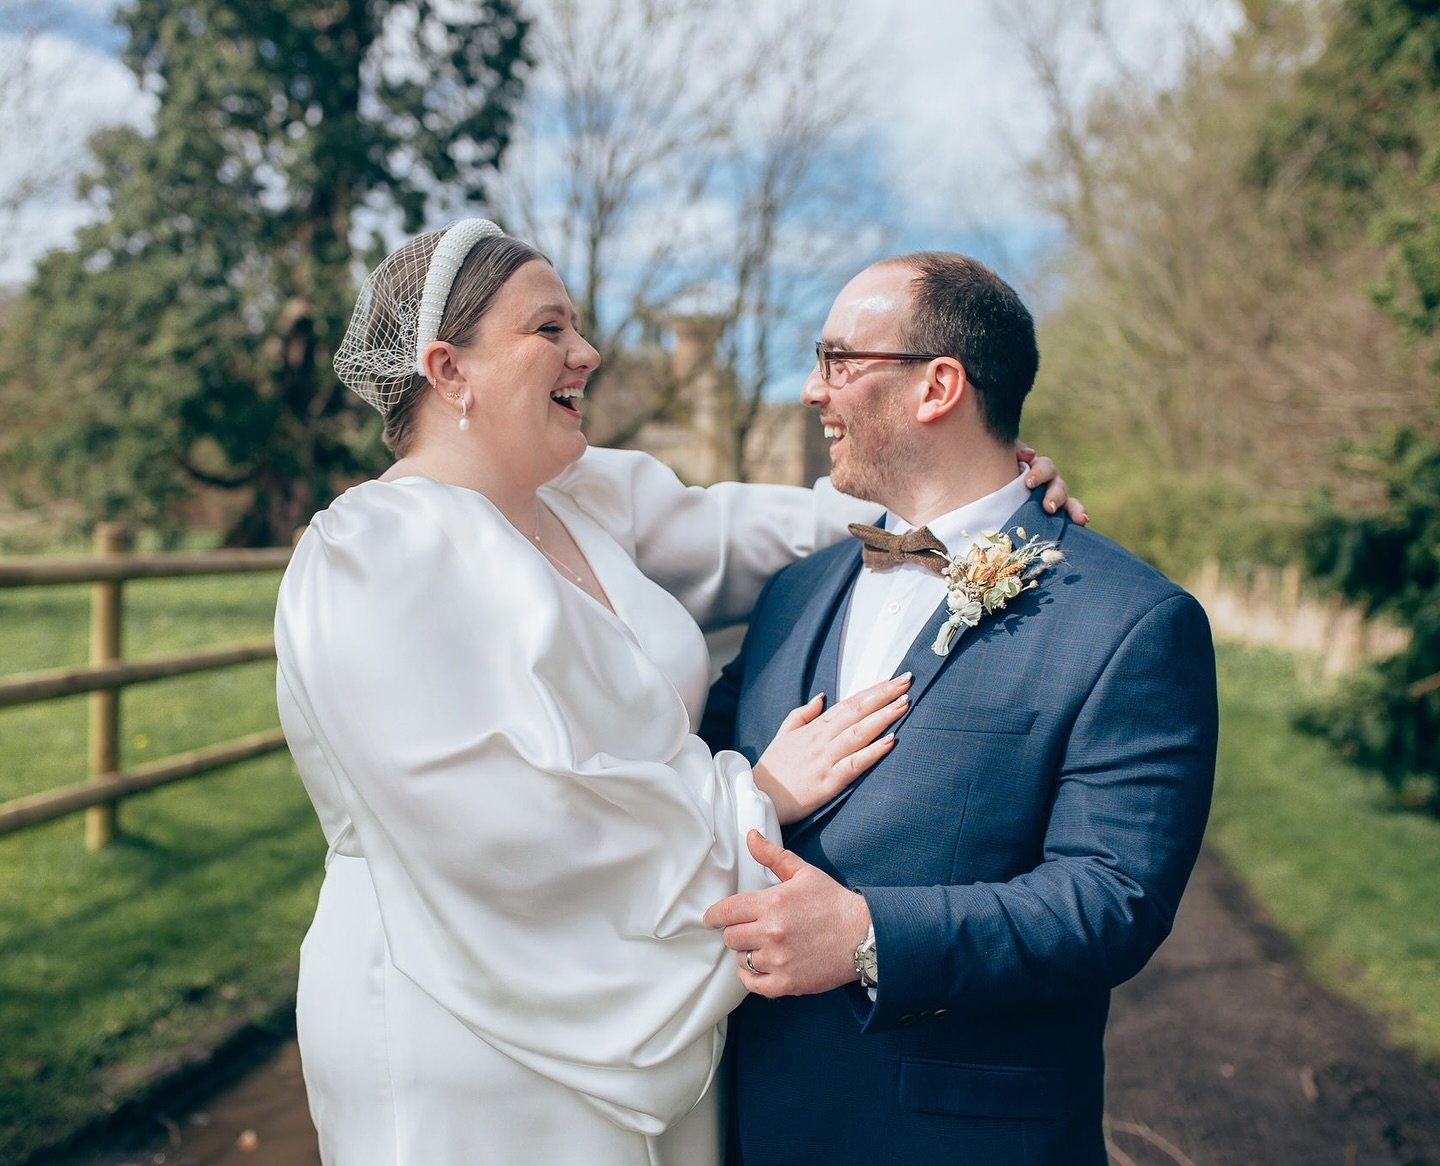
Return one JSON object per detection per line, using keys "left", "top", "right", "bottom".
{"left": 814, "top": 341, "right": 947, "bottom": 384}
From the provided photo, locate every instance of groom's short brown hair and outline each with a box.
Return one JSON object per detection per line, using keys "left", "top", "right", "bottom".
{"left": 888, "top": 252, "right": 1039, "bottom": 444}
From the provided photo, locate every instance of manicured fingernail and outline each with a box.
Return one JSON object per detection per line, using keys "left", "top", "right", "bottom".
{"left": 898, "top": 672, "right": 912, "bottom": 682}
{"left": 1045, "top": 500, "right": 1055, "bottom": 512}
{"left": 1026, "top": 476, "right": 1036, "bottom": 487}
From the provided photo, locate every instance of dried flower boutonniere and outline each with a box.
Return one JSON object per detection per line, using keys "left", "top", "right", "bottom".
{"left": 932, "top": 527, "right": 1065, "bottom": 656}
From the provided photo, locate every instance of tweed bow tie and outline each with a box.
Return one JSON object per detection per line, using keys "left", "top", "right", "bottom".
{"left": 847, "top": 522, "right": 949, "bottom": 574}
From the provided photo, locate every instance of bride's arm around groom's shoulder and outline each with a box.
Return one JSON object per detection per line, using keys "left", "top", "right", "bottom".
{"left": 549, "top": 446, "right": 876, "bottom": 628}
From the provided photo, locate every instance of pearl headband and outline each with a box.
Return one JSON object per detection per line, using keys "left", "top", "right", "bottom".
{"left": 333, "top": 217, "right": 508, "bottom": 416}
{"left": 413, "top": 217, "right": 506, "bottom": 374}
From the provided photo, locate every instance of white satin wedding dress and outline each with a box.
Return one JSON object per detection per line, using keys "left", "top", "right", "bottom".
{"left": 274, "top": 448, "right": 867, "bottom": 1165}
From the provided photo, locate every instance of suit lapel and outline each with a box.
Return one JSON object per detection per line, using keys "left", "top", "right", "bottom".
{"left": 754, "top": 540, "right": 863, "bottom": 741}
{"left": 902, "top": 493, "right": 1073, "bottom": 700}
{"left": 806, "top": 568, "right": 855, "bottom": 703}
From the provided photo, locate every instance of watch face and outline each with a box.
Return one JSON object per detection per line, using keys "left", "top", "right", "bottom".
{"left": 855, "top": 944, "right": 878, "bottom": 987}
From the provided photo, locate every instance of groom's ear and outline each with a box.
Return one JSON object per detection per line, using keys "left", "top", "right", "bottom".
{"left": 915, "top": 357, "right": 968, "bottom": 424}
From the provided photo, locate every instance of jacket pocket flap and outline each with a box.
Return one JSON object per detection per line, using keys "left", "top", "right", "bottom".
{"left": 907, "top": 706, "right": 1039, "bottom": 736}
{"left": 898, "top": 1058, "right": 1065, "bottom": 1120}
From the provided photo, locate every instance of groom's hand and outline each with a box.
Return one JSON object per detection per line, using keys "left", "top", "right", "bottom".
{"left": 702, "top": 830, "right": 871, "bottom": 998}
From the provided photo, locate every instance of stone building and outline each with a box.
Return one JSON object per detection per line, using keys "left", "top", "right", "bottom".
{"left": 585, "top": 315, "right": 828, "bottom": 488}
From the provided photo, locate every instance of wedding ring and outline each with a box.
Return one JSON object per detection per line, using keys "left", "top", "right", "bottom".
{"left": 744, "top": 950, "right": 759, "bottom": 975}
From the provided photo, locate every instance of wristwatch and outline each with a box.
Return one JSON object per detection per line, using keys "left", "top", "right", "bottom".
{"left": 853, "top": 925, "right": 878, "bottom": 989}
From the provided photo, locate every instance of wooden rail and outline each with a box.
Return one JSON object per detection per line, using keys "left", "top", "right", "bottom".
{"left": 1410, "top": 671, "right": 1440, "bottom": 700}
{"left": 0, "top": 641, "right": 278, "bottom": 708}
{"left": 0, "top": 548, "right": 293, "bottom": 586}
{"left": 0, "top": 730, "right": 288, "bottom": 838}
{"left": 0, "top": 524, "right": 294, "bottom": 849}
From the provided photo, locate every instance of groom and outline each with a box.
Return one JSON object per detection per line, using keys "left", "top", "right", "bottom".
{"left": 701, "top": 252, "right": 1217, "bottom": 1165}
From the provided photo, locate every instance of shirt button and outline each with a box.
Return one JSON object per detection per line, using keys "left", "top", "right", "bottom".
{"left": 887, "top": 602, "right": 901, "bottom": 615}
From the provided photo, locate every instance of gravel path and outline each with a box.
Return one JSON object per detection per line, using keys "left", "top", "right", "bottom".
{"left": 52, "top": 847, "right": 1440, "bottom": 1166}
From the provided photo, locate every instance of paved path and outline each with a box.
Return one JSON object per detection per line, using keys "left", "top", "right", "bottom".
{"left": 60, "top": 848, "right": 1440, "bottom": 1166}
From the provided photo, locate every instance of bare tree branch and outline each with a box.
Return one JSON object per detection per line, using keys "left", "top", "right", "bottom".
{"left": 492, "top": 0, "right": 882, "bottom": 474}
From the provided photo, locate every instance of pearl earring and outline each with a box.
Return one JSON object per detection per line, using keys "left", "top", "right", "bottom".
{"left": 447, "top": 390, "right": 470, "bottom": 432}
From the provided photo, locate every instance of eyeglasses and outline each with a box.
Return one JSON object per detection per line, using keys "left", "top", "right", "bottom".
{"left": 814, "top": 341, "right": 947, "bottom": 384}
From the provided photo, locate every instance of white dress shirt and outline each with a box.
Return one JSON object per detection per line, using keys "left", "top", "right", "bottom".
{"left": 838, "top": 468, "right": 1033, "bottom": 997}
{"left": 837, "top": 469, "right": 1034, "bottom": 700}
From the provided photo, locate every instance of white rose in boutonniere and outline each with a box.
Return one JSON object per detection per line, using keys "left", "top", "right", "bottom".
{"left": 931, "top": 527, "right": 1065, "bottom": 656}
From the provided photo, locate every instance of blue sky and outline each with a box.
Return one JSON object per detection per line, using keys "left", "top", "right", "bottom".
{"left": 0, "top": 0, "right": 1241, "bottom": 280}
{"left": 0, "top": 0, "right": 123, "bottom": 51}
{"left": 0, "top": 0, "right": 1244, "bottom": 403}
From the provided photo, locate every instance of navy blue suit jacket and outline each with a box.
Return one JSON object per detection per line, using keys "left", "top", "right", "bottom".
{"left": 701, "top": 490, "right": 1218, "bottom": 1166}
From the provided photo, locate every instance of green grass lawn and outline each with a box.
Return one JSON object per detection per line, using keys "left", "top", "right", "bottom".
{"left": 1, "top": 572, "right": 1437, "bottom": 1160}
{"left": 0, "top": 572, "right": 323, "bottom": 1164}
{"left": 1209, "top": 643, "right": 1440, "bottom": 1066}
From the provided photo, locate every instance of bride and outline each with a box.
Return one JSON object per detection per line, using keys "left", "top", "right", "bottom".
{"left": 274, "top": 219, "right": 1077, "bottom": 1164}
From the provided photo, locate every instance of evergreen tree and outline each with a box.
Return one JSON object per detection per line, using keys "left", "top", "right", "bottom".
{"left": 1258, "top": 0, "right": 1440, "bottom": 808}
{"left": 1251, "top": 0, "right": 1440, "bottom": 253}
{"left": 1302, "top": 431, "right": 1440, "bottom": 809}
{"left": 1, "top": 0, "right": 528, "bottom": 544}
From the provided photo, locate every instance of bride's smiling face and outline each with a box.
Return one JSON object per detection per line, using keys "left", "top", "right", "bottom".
{"left": 453, "top": 260, "right": 600, "bottom": 484}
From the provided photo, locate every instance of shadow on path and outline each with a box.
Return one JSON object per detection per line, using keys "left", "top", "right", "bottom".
{"left": 1104, "top": 848, "right": 1440, "bottom": 1166}
{"left": 51, "top": 847, "right": 1440, "bottom": 1166}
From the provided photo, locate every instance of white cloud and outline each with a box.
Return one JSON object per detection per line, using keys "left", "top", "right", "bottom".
{"left": 0, "top": 0, "right": 1243, "bottom": 286}
{"left": 20, "top": 29, "right": 149, "bottom": 126}
{"left": 851, "top": 0, "right": 1243, "bottom": 234}
{"left": 0, "top": 29, "right": 152, "bottom": 283}
{"left": 0, "top": 200, "right": 100, "bottom": 283}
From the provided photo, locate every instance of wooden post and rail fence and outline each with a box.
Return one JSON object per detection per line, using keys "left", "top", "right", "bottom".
{"left": 0, "top": 523, "right": 293, "bottom": 850}
{"left": 0, "top": 533, "right": 1431, "bottom": 853}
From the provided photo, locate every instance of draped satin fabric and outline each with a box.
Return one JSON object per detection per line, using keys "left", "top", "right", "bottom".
{"left": 274, "top": 448, "right": 872, "bottom": 1165}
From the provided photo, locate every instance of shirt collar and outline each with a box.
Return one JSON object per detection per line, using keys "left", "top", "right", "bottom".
{"left": 886, "top": 468, "right": 1033, "bottom": 556}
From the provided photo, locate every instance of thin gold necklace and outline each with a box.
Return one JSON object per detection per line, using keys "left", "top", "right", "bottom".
{"left": 528, "top": 508, "right": 584, "bottom": 583}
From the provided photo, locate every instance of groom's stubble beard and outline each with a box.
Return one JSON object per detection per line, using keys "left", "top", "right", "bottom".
{"left": 829, "top": 372, "right": 932, "bottom": 515}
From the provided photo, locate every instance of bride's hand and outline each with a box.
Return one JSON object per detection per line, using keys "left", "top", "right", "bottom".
{"left": 1016, "top": 443, "right": 1089, "bottom": 525}
{"left": 752, "top": 674, "right": 912, "bottom": 825}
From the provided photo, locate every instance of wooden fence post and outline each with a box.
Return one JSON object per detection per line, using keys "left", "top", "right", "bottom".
{"left": 1280, "top": 563, "right": 1302, "bottom": 619}
{"left": 1197, "top": 558, "right": 1221, "bottom": 600}
{"left": 85, "top": 524, "right": 130, "bottom": 851}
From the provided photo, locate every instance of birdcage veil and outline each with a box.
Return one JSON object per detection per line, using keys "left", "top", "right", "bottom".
{"left": 333, "top": 218, "right": 506, "bottom": 415}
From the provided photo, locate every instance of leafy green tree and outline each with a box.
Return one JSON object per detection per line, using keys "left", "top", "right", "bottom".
{"left": 1251, "top": 0, "right": 1440, "bottom": 248}
{"left": 1257, "top": 0, "right": 1440, "bottom": 807}
{"left": 0, "top": 0, "right": 528, "bottom": 544}
{"left": 1012, "top": 0, "right": 1424, "bottom": 565}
